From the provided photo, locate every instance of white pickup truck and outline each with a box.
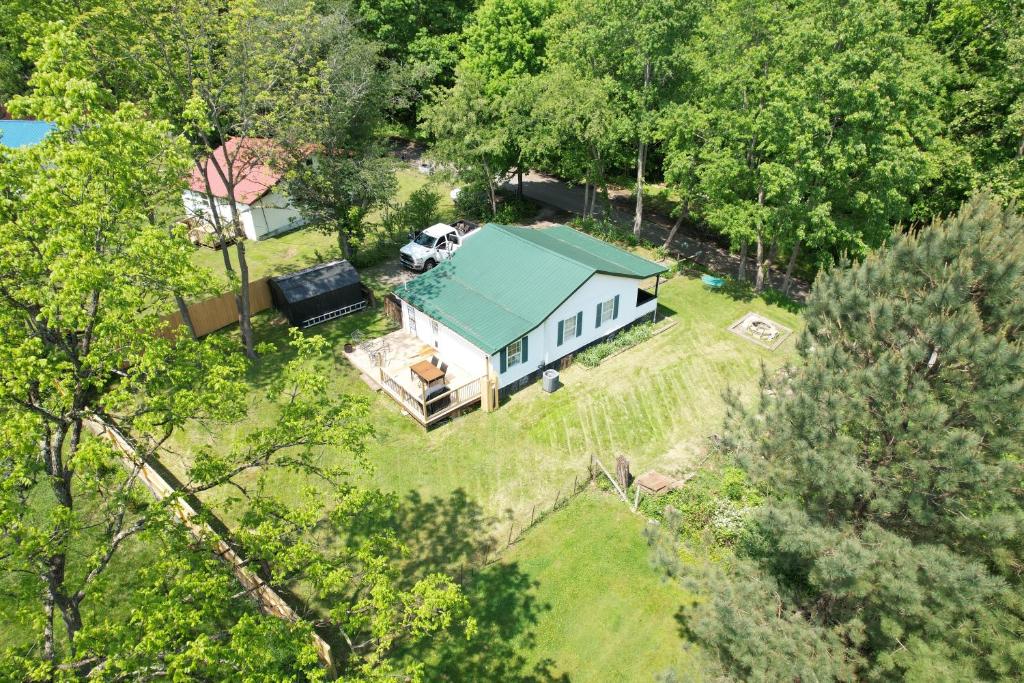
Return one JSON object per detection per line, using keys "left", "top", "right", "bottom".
{"left": 399, "top": 220, "right": 479, "bottom": 271}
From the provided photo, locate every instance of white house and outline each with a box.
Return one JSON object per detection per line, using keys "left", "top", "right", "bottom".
{"left": 183, "top": 137, "right": 306, "bottom": 241}
{"left": 393, "top": 223, "right": 665, "bottom": 396}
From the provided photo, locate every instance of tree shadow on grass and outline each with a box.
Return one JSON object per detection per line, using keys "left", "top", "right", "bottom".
{"left": 345, "top": 489, "right": 569, "bottom": 682}
{"left": 713, "top": 279, "right": 803, "bottom": 315}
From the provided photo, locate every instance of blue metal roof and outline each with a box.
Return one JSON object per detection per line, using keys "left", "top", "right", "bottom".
{"left": 0, "top": 120, "right": 55, "bottom": 148}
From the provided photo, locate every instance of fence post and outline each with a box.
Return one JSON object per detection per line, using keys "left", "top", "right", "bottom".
{"left": 530, "top": 504, "right": 536, "bottom": 527}
{"left": 553, "top": 488, "right": 560, "bottom": 509}
{"left": 573, "top": 474, "right": 579, "bottom": 494}
{"left": 507, "top": 521, "right": 515, "bottom": 548}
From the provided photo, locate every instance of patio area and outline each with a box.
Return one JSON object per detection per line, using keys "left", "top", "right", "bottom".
{"left": 343, "top": 329, "right": 485, "bottom": 426}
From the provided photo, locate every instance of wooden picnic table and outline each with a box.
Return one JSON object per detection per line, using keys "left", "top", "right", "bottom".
{"left": 410, "top": 360, "right": 445, "bottom": 385}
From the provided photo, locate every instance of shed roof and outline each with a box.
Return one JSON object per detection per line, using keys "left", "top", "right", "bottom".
{"left": 0, "top": 120, "right": 55, "bottom": 148}
{"left": 270, "top": 260, "right": 360, "bottom": 303}
{"left": 188, "top": 137, "right": 285, "bottom": 205}
{"left": 394, "top": 224, "right": 665, "bottom": 353}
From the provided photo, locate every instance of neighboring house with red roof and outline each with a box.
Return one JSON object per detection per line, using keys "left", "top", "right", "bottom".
{"left": 183, "top": 137, "right": 307, "bottom": 241}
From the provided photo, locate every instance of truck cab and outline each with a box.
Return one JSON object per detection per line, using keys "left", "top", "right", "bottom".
{"left": 399, "top": 221, "right": 478, "bottom": 271}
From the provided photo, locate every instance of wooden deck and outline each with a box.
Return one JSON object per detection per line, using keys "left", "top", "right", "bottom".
{"left": 343, "top": 329, "right": 484, "bottom": 426}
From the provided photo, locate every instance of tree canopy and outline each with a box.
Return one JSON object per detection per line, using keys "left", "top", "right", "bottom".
{"left": 664, "top": 194, "right": 1024, "bottom": 680}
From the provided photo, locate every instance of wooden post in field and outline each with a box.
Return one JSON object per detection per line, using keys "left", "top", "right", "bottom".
{"left": 632, "top": 485, "right": 642, "bottom": 512}
{"left": 592, "top": 455, "right": 630, "bottom": 505}
{"left": 530, "top": 504, "right": 536, "bottom": 527}
{"left": 615, "top": 455, "right": 631, "bottom": 492}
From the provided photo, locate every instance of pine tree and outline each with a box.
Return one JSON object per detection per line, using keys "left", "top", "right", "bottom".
{"left": 679, "top": 194, "right": 1024, "bottom": 680}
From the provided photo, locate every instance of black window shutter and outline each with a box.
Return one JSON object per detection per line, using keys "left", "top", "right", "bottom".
{"left": 499, "top": 348, "right": 507, "bottom": 373}
{"left": 575, "top": 311, "right": 583, "bottom": 337}
{"left": 521, "top": 336, "right": 529, "bottom": 363}
{"left": 557, "top": 320, "right": 564, "bottom": 346}
{"left": 595, "top": 302, "right": 602, "bottom": 327}
{"left": 613, "top": 294, "right": 620, "bottom": 320}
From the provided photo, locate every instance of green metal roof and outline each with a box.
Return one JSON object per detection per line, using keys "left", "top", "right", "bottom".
{"left": 394, "top": 224, "right": 666, "bottom": 354}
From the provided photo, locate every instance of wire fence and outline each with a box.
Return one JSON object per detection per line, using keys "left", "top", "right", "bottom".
{"left": 448, "top": 459, "right": 600, "bottom": 586}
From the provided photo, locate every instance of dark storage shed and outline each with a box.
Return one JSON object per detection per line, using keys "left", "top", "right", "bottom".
{"left": 269, "top": 260, "right": 368, "bottom": 328}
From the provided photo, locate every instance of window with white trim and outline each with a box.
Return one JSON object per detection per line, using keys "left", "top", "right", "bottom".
{"left": 563, "top": 314, "right": 577, "bottom": 340}
{"left": 599, "top": 298, "right": 615, "bottom": 326}
{"left": 506, "top": 338, "right": 523, "bottom": 368}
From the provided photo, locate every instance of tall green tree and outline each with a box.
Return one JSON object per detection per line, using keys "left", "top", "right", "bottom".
{"left": 673, "top": 195, "right": 1024, "bottom": 679}
{"left": 0, "top": 39, "right": 227, "bottom": 665}
{"left": 924, "top": 0, "right": 1024, "bottom": 208}
{"left": 68, "top": 0, "right": 342, "bottom": 358}
{"left": 421, "top": 0, "right": 551, "bottom": 213}
{"left": 544, "top": 0, "right": 695, "bottom": 234}
{"left": 662, "top": 0, "right": 943, "bottom": 290}
{"left": 280, "top": 10, "right": 398, "bottom": 260}
{"left": 0, "top": 41, "right": 467, "bottom": 679}
{"left": 517, "top": 63, "right": 631, "bottom": 218}
{"left": 421, "top": 67, "right": 516, "bottom": 216}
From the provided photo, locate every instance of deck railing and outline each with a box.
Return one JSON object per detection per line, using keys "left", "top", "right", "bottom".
{"left": 378, "top": 369, "right": 482, "bottom": 425}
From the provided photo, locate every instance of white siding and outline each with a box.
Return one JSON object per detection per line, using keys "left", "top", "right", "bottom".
{"left": 249, "top": 191, "right": 306, "bottom": 239}
{"left": 398, "top": 272, "right": 659, "bottom": 391}
{"left": 182, "top": 189, "right": 305, "bottom": 241}
{"left": 400, "top": 301, "right": 490, "bottom": 377}
{"left": 490, "top": 273, "right": 655, "bottom": 388}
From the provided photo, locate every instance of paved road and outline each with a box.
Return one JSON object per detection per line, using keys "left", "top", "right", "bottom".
{"left": 502, "top": 171, "right": 809, "bottom": 301}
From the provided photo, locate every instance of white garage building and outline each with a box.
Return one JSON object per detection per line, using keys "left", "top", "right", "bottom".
{"left": 183, "top": 137, "right": 306, "bottom": 241}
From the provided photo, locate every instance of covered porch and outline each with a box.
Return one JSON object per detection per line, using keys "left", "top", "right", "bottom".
{"left": 343, "top": 329, "right": 486, "bottom": 426}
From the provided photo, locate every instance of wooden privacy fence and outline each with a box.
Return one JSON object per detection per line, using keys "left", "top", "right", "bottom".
{"left": 161, "top": 278, "right": 273, "bottom": 338}
{"left": 84, "top": 418, "right": 337, "bottom": 677}
{"left": 383, "top": 293, "right": 402, "bottom": 325}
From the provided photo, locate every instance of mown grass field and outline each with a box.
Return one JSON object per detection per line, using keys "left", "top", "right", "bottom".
{"left": 165, "top": 273, "right": 801, "bottom": 529}
{"left": 488, "top": 492, "right": 710, "bottom": 681}
{"left": 158, "top": 268, "right": 800, "bottom": 678}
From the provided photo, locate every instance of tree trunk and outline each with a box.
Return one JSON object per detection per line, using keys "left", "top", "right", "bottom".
{"left": 663, "top": 201, "right": 689, "bottom": 250}
{"left": 234, "top": 240, "right": 257, "bottom": 359}
{"left": 42, "top": 424, "right": 84, "bottom": 651}
{"left": 633, "top": 60, "right": 652, "bottom": 236}
{"left": 766, "top": 236, "right": 779, "bottom": 270}
{"left": 754, "top": 186, "right": 767, "bottom": 291}
{"left": 738, "top": 241, "right": 748, "bottom": 282}
{"left": 517, "top": 168, "right": 524, "bottom": 199}
{"left": 782, "top": 240, "right": 801, "bottom": 294}
{"left": 338, "top": 228, "right": 352, "bottom": 261}
{"left": 174, "top": 294, "right": 197, "bottom": 339}
{"left": 633, "top": 140, "right": 647, "bottom": 235}
{"left": 582, "top": 181, "right": 591, "bottom": 218}
{"left": 43, "top": 591, "right": 54, "bottom": 662}
{"left": 195, "top": 160, "right": 236, "bottom": 279}
{"left": 754, "top": 233, "right": 766, "bottom": 292}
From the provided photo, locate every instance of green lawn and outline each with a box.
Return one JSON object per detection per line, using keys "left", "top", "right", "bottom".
{"left": 166, "top": 273, "right": 801, "bottom": 529}
{"left": 160, "top": 263, "right": 801, "bottom": 680}
{"left": 190, "top": 167, "right": 455, "bottom": 288}
{"left": 490, "top": 492, "right": 707, "bottom": 681}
